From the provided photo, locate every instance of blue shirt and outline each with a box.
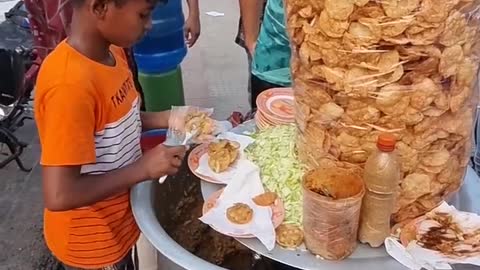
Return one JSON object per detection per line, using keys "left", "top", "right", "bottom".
{"left": 252, "top": 0, "right": 292, "bottom": 86}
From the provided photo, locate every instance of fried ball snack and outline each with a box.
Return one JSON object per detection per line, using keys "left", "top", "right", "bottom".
{"left": 276, "top": 224, "right": 304, "bottom": 249}
{"left": 252, "top": 192, "right": 278, "bottom": 207}
{"left": 226, "top": 203, "right": 254, "bottom": 225}
{"left": 208, "top": 140, "right": 240, "bottom": 173}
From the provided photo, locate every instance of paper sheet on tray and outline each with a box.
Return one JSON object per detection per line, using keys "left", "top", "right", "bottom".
{"left": 195, "top": 132, "right": 254, "bottom": 184}
{"left": 386, "top": 202, "right": 480, "bottom": 270}
{"left": 199, "top": 161, "right": 276, "bottom": 251}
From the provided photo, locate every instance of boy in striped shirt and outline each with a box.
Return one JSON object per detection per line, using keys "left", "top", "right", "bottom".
{"left": 34, "top": 0, "right": 186, "bottom": 269}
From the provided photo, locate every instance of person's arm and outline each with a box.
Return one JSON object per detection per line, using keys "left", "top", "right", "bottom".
{"left": 141, "top": 110, "right": 170, "bottom": 130}
{"left": 36, "top": 85, "right": 185, "bottom": 212}
{"left": 42, "top": 144, "right": 185, "bottom": 211}
{"left": 240, "top": 0, "right": 264, "bottom": 55}
{"left": 185, "top": 0, "right": 201, "bottom": 47}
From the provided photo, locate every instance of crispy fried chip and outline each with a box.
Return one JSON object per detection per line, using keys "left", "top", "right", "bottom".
{"left": 325, "top": 0, "right": 354, "bottom": 20}
{"left": 418, "top": 0, "right": 456, "bottom": 23}
{"left": 344, "top": 20, "right": 382, "bottom": 48}
{"left": 354, "top": 0, "right": 369, "bottom": 7}
{"left": 319, "top": 11, "right": 350, "bottom": 38}
{"left": 382, "top": 17, "right": 414, "bottom": 37}
{"left": 422, "top": 148, "right": 451, "bottom": 167}
{"left": 439, "top": 11, "right": 468, "bottom": 47}
{"left": 439, "top": 45, "right": 464, "bottom": 78}
{"left": 409, "top": 78, "right": 440, "bottom": 110}
{"left": 253, "top": 192, "right": 278, "bottom": 207}
{"left": 350, "top": 3, "right": 385, "bottom": 20}
{"left": 406, "top": 23, "right": 445, "bottom": 45}
{"left": 381, "top": 0, "right": 420, "bottom": 19}
{"left": 401, "top": 173, "right": 432, "bottom": 200}
{"left": 317, "top": 102, "right": 345, "bottom": 124}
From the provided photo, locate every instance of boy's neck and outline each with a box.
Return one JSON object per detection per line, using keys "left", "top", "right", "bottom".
{"left": 67, "top": 11, "right": 115, "bottom": 66}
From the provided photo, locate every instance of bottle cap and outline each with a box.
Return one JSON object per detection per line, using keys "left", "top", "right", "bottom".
{"left": 377, "top": 133, "right": 396, "bottom": 152}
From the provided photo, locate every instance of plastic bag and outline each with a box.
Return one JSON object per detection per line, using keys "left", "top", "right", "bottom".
{"left": 165, "top": 106, "right": 214, "bottom": 146}
{"left": 165, "top": 106, "right": 234, "bottom": 146}
{"left": 285, "top": 0, "right": 480, "bottom": 224}
{"left": 302, "top": 168, "right": 365, "bottom": 260}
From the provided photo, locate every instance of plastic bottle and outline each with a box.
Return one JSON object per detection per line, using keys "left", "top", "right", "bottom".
{"left": 134, "top": 0, "right": 187, "bottom": 111}
{"left": 134, "top": 1, "right": 187, "bottom": 73}
{"left": 358, "top": 133, "right": 401, "bottom": 247}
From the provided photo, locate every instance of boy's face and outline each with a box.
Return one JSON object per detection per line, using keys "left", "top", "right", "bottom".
{"left": 93, "top": 0, "right": 155, "bottom": 48}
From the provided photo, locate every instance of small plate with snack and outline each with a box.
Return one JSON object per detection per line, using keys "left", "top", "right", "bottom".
{"left": 188, "top": 139, "right": 241, "bottom": 184}
{"left": 202, "top": 188, "right": 285, "bottom": 238}
{"left": 188, "top": 133, "right": 254, "bottom": 184}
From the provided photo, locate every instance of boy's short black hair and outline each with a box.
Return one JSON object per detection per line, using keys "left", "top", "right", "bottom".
{"left": 71, "top": 0, "right": 126, "bottom": 7}
{"left": 71, "top": 0, "right": 164, "bottom": 8}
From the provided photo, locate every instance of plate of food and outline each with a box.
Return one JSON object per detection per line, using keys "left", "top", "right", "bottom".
{"left": 399, "top": 204, "right": 480, "bottom": 259}
{"left": 202, "top": 189, "right": 285, "bottom": 238}
{"left": 188, "top": 139, "right": 241, "bottom": 184}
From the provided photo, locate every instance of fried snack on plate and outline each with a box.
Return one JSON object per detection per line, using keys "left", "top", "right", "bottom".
{"left": 226, "top": 203, "right": 254, "bottom": 225}
{"left": 276, "top": 224, "right": 304, "bottom": 249}
{"left": 253, "top": 192, "right": 278, "bottom": 207}
{"left": 208, "top": 140, "right": 240, "bottom": 173}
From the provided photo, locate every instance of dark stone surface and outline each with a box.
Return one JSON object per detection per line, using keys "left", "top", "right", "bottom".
{"left": 0, "top": 120, "right": 60, "bottom": 270}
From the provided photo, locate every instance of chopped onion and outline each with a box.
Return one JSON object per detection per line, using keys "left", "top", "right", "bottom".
{"left": 246, "top": 125, "right": 304, "bottom": 226}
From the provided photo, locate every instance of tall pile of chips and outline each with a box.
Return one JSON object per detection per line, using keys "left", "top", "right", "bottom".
{"left": 285, "top": 0, "right": 480, "bottom": 223}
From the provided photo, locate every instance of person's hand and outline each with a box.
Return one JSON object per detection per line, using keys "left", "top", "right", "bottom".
{"left": 138, "top": 144, "right": 187, "bottom": 179}
{"left": 185, "top": 14, "right": 201, "bottom": 47}
{"left": 246, "top": 40, "right": 257, "bottom": 56}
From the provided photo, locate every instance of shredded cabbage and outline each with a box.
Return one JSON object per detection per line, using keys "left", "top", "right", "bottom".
{"left": 246, "top": 125, "right": 304, "bottom": 226}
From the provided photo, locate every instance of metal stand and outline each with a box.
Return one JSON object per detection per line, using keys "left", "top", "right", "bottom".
{"left": 0, "top": 101, "right": 33, "bottom": 172}
{"left": 0, "top": 4, "right": 35, "bottom": 172}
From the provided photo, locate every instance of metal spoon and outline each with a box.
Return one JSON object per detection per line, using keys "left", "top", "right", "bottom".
{"left": 158, "top": 128, "right": 198, "bottom": 184}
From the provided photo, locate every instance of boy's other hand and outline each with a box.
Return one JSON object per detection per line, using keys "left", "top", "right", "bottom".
{"left": 139, "top": 144, "right": 187, "bottom": 179}
{"left": 246, "top": 40, "right": 257, "bottom": 56}
{"left": 185, "top": 15, "right": 201, "bottom": 47}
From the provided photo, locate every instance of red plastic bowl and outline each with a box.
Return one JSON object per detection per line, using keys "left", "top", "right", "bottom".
{"left": 140, "top": 129, "right": 167, "bottom": 152}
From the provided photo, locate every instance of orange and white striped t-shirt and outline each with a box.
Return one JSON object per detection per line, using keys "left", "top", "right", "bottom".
{"left": 34, "top": 41, "right": 141, "bottom": 269}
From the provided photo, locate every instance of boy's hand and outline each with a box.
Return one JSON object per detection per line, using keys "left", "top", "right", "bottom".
{"left": 185, "top": 14, "right": 201, "bottom": 47}
{"left": 139, "top": 144, "right": 187, "bottom": 179}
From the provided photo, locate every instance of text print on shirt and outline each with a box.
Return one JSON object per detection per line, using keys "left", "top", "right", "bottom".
{"left": 111, "top": 78, "right": 136, "bottom": 108}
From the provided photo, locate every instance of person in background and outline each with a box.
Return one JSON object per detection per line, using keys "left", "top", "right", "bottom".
{"left": 239, "top": 0, "right": 292, "bottom": 110}
{"left": 33, "top": 0, "right": 187, "bottom": 269}
{"left": 184, "top": 0, "right": 201, "bottom": 47}
{"left": 236, "top": 0, "right": 265, "bottom": 110}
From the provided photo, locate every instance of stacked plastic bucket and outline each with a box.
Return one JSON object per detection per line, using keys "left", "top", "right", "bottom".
{"left": 134, "top": 0, "right": 187, "bottom": 111}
